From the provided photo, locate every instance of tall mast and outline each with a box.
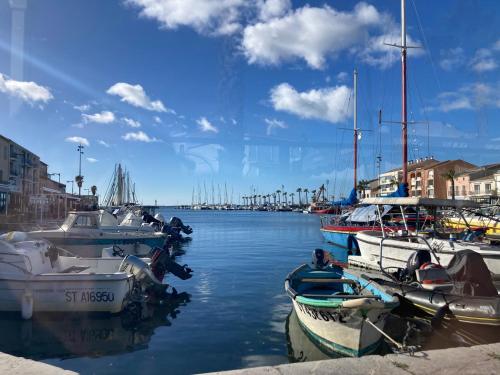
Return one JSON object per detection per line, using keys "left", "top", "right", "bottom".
{"left": 401, "top": 0, "right": 408, "bottom": 186}
{"left": 353, "top": 68, "right": 358, "bottom": 190}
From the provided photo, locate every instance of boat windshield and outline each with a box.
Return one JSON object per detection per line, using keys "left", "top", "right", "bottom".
{"left": 61, "top": 214, "right": 77, "bottom": 230}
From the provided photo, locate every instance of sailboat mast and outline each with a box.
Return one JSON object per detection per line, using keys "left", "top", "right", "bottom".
{"left": 401, "top": 0, "right": 408, "bottom": 186}
{"left": 353, "top": 68, "right": 358, "bottom": 190}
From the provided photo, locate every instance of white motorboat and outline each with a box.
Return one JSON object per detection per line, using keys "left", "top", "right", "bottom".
{"left": 349, "top": 198, "right": 500, "bottom": 275}
{"left": 0, "top": 234, "right": 192, "bottom": 319}
{"left": 28, "top": 210, "right": 166, "bottom": 257}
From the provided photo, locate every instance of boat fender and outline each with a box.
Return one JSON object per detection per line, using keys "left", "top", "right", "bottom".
{"left": 22, "top": 290, "right": 33, "bottom": 320}
{"left": 341, "top": 298, "right": 385, "bottom": 309}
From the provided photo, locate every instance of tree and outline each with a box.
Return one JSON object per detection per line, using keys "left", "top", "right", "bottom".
{"left": 283, "top": 191, "right": 287, "bottom": 206}
{"left": 356, "top": 179, "right": 370, "bottom": 199}
{"left": 290, "top": 192, "right": 295, "bottom": 206}
{"left": 296, "top": 188, "right": 302, "bottom": 206}
{"left": 91, "top": 185, "right": 97, "bottom": 196}
{"left": 75, "top": 175, "right": 84, "bottom": 190}
{"left": 311, "top": 189, "right": 317, "bottom": 202}
{"left": 304, "top": 188, "right": 309, "bottom": 205}
{"left": 442, "top": 169, "right": 457, "bottom": 200}
{"left": 276, "top": 190, "right": 281, "bottom": 204}
{"left": 272, "top": 193, "right": 276, "bottom": 205}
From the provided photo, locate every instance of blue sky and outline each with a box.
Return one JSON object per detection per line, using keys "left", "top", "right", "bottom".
{"left": 0, "top": 0, "right": 499, "bottom": 205}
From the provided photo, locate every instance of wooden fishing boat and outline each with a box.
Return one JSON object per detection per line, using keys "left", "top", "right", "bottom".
{"left": 285, "top": 257, "right": 398, "bottom": 357}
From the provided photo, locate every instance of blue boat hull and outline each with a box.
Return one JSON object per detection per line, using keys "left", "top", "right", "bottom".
{"left": 320, "top": 229, "right": 358, "bottom": 253}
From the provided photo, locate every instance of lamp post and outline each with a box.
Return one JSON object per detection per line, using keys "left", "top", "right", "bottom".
{"left": 48, "top": 172, "right": 60, "bottom": 183}
{"left": 76, "top": 144, "right": 84, "bottom": 196}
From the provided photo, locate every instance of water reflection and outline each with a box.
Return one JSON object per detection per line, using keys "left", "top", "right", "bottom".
{"left": 0, "top": 293, "right": 191, "bottom": 360}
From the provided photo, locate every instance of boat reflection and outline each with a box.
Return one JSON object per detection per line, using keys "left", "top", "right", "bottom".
{"left": 0, "top": 293, "right": 191, "bottom": 360}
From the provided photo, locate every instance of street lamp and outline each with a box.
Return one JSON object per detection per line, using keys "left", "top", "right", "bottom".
{"left": 48, "top": 172, "right": 61, "bottom": 183}
{"left": 76, "top": 144, "right": 84, "bottom": 196}
{"left": 66, "top": 180, "right": 74, "bottom": 195}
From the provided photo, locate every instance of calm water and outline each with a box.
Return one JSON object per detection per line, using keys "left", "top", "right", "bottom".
{"left": 1, "top": 210, "right": 499, "bottom": 374}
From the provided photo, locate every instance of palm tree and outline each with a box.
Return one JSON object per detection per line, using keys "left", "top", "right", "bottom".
{"left": 311, "top": 189, "right": 317, "bottom": 202}
{"left": 276, "top": 190, "right": 281, "bottom": 205}
{"left": 304, "top": 188, "right": 309, "bottom": 205}
{"left": 75, "top": 175, "right": 84, "bottom": 196}
{"left": 272, "top": 193, "right": 276, "bottom": 205}
{"left": 356, "top": 179, "right": 370, "bottom": 199}
{"left": 296, "top": 188, "right": 302, "bottom": 207}
{"left": 90, "top": 185, "right": 97, "bottom": 196}
{"left": 283, "top": 191, "right": 287, "bottom": 206}
{"left": 442, "top": 169, "right": 457, "bottom": 200}
{"left": 290, "top": 192, "right": 295, "bottom": 206}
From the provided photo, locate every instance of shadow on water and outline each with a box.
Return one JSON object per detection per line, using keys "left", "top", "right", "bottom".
{"left": 0, "top": 293, "right": 191, "bottom": 360}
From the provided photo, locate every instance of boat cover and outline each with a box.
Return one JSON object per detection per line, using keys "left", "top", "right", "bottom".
{"left": 384, "top": 183, "right": 408, "bottom": 198}
{"left": 447, "top": 250, "right": 497, "bottom": 297}
{"left": 348, "top": 205, "right": 392, "bottom": 223}
{"left": 331, "top": 188, "right": 358, "bottom": 207}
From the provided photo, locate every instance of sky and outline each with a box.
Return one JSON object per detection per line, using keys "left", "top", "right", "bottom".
{"left": 0, "top": 0, "right": 499, "bottom": 205}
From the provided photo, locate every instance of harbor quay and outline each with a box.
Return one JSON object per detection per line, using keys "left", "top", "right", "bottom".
{"left": 205, "top": 342, "right": 500, "bottom": 375}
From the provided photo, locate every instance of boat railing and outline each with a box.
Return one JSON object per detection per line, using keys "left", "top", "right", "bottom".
{"left": 378, "top": 234, "right": 441, "bottom": 277}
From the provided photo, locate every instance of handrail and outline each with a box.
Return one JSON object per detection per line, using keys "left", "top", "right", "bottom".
{"left": 378, "top": 233, "right": 441, "bottom": 278}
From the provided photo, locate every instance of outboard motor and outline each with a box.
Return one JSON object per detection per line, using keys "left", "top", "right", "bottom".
{"left": 399, "top": 249, "right": 431, "bottom": 281}
{"left": 149, "top": 247, "right": 193, "bottom": 281}
{"left": 154, "top": 213, "right": 165, "bottom": 224}
{"left": 312, "top": 249, "right": 331, "bottom": 269}
{"left": 168, "top": 217, "right": 193, "bottom": 235}
{"left": 142, "top": 211, "right": 161, "bottom": 225}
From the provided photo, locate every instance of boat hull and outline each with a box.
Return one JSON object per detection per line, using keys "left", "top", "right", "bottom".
{"left": 320, "top": 228, "right": 357, "bottom": 251}
{"left": 292, "top": 299, "right": 385, "bottom": 357}
{"left": 29, "top": 232, "right": 164, "bottom": 257}
{"left": 0, "top": 274, "right": 133, "bottom": 314}
{"left": 353, "top": 231, "right": 500, "bottom": 275}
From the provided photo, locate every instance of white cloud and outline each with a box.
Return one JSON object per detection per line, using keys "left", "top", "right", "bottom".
{"left": 494, "top": 40, "right": 500, "bottom": 51}
{"left": 123, "top": 117, "right": 141, "bottom": 128}
{"left": 65, "top": 136, "right": 89, "bottom": 146}
{"left": 107, "top": 82, "right": 169, "bottom": 112}
{"left": 231, "top": 118, "right": 237, "bottom": 125}
{"left": 258, "top": 0, "right": 291, "bottom": 21}
{"left": 98, "top": 140, "right": 110, "bottom": 147}
{"left": 439, "top": 47, "right": 465, "bottom": 71}
{"left": 0, "top": 73, "right": 53, "bottom": 104}
{"left": 264, "top": 118, "right": 287, "bottom": 135}
{"left": 270, "top": 83, "right": 351, "bottom": 123}
{"left": 73, "top": 104, "right": 90, "bottom": 112}
{"left": 127, "top": 0, "right": 246, "bottom": 36}
{"left": 86, "top": 157, "right": 98, "bottom": 163}
{"left": 242, "top": 3, "right": 412, "bottom": 70}
{"left": 122, "top": 130, "right": 160, "bottom": 142}
{"left": 82, "top": 110, "right": 116, "bottom": 124}
{"left": 429, "top": 82, "right": 500, "bottom": 112}
{"left": 336, "top": 72, "right": 349, "bottom": 82}
{"left": 470, "top": 48, "right": 497, "bottom": 72}
{"left": 197, "top": 117, "right": 219, "bottom": 133}
{"left": 154, "top": 115, "right": 162, "bottom": 124}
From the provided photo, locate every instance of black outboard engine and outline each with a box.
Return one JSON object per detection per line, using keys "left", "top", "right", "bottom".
{"left": 312, "top": 249, "right": 330, "bottom": 269}
{"left": 149, "top": 247, "right": 193, "bottom": 281}
{"left": 399, "top": 249, "right": 431, "bottom": 281}
{"left": 168, "top": 217, "right": 193, "bottom": 235}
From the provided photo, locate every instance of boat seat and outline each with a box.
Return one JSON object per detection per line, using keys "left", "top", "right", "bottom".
{"left": 60, "top": 266, "right": 91, "bottom": 273}
{"left": 300, "top": 278, "right": 360, "bottom": 286}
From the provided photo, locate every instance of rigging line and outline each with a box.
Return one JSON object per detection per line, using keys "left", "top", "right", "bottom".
{"left": 408, "top": 56, "right": 432, "bottom": 157}
{"left": 410, "top": 0, "right": 442, "bottom": 93}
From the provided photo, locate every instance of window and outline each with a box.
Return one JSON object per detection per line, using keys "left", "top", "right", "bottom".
{"left": 73, "top": 215, "right": 98, "bottom": 228}
{"left": 474, "top": 184, "right": 480, "bottom": 194}
{"left": 485, "top": 183, "right": 492, "bottom": 193}
{"left": 462, "top": 186, "right": 466, "bottom": 196}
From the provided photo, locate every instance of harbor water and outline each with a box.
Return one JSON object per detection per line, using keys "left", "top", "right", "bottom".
{"left": 1, "top": 210, "right": 499, "bottom": 374}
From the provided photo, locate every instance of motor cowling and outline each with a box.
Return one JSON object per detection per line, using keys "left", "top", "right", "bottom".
{"left": 312, "top": 249, "right": 331, "bottom": 269}
{"left": 404, "top": 250, "right": 431, "bottom": 281}
{"left": 149, "top": 247, "right": 193, "bottom": 281}
{"left": 168, "top": 217, "right": 193, "bottom": 235}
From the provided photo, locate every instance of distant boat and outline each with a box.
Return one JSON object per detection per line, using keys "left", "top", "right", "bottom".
{"left": 285, "top": 250, "right": 398, "bottom": 357}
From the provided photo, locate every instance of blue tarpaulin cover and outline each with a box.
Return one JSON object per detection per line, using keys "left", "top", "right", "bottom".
{"left": 384, "top": 183, "right": 408, "bottom": 197}
{"left": 331, "top": 188, "right": 358, "bottom": 207}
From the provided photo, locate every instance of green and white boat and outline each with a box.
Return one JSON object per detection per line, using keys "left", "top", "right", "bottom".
{"left": 285, "top": 255, "right": 399, "bottom": 357}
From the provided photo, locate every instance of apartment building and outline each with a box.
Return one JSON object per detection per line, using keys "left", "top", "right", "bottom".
{"left": 448, "top": 163, "right": 500, "bottom": 202}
